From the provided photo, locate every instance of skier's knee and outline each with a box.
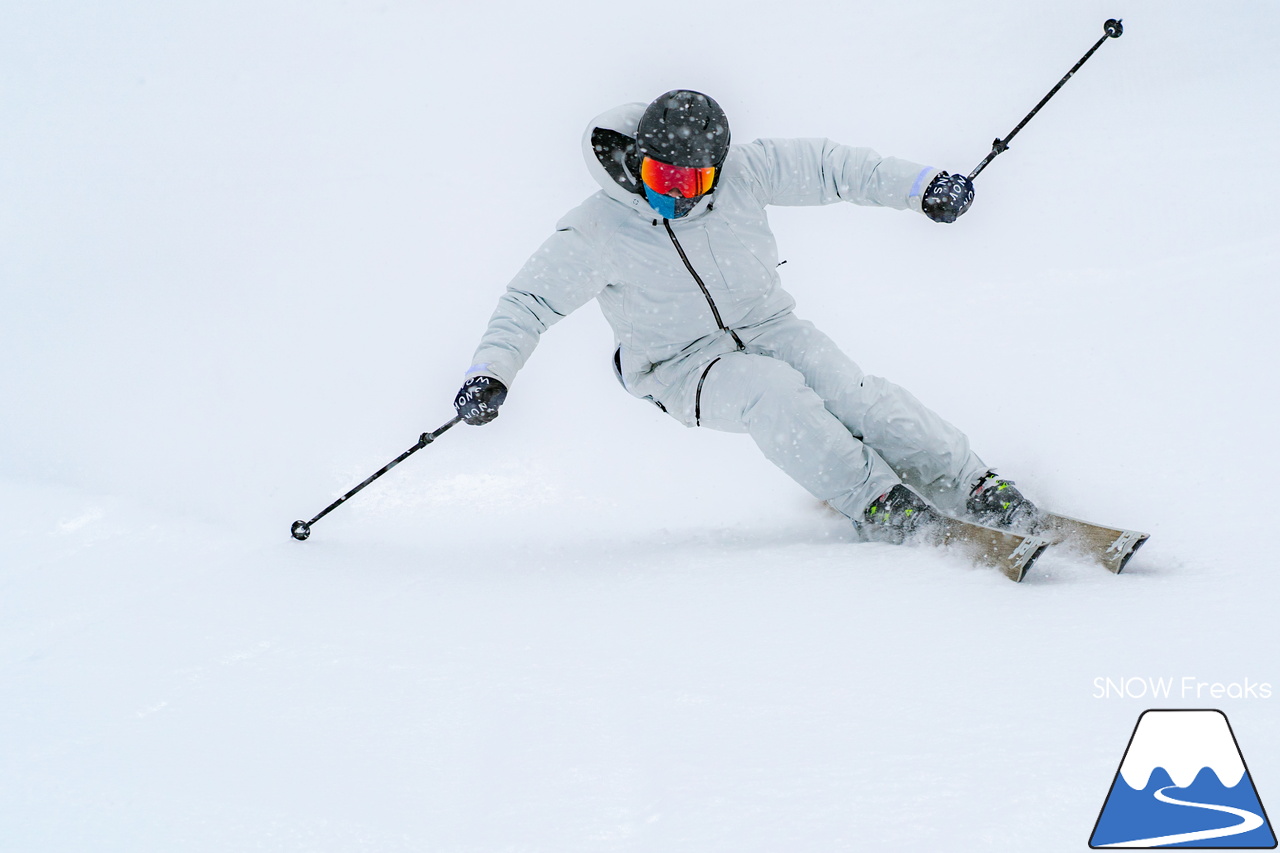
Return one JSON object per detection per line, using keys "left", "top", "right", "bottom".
{"left": 742, "top": 360, "right": 810, "bottom": 415}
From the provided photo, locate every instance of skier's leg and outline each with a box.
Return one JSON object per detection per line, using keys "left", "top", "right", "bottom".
{"left": 744, "top": 316, "right": 988, "bottom": 512}
{"left": 689, "top": 351, "right": 901, "bottom": 519}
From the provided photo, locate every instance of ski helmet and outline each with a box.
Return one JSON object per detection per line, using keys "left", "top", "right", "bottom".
{"left": 636, "top": 90, "right": 731, "bottom": 168}
{"left": 635, "top": 90, "right": 730, "bottom": 218}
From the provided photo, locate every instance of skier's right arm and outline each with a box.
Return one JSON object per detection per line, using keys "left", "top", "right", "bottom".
{"left": 455, "top": 219, "right": 608, "bottom": 424}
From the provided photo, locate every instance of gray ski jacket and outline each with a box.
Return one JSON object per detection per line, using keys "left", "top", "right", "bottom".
{"left": 466, "top": 102, "right": 941, "bottom": 415}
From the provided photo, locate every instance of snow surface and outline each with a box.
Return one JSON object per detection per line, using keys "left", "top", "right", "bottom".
{"left": 2, "top": 2, "right": 1278, "bottom": 851}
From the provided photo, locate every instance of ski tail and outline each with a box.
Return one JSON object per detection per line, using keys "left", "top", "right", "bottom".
{"left": 1039, "top": 513, "right": 1149, "bottom": 574}
{"left": 932, "top": 515, "right": 1052, "bottom": 582}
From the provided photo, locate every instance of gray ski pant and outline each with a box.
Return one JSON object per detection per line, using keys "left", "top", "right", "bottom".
{"left": 664, "top": 315, "right": 988, "bottom": 520}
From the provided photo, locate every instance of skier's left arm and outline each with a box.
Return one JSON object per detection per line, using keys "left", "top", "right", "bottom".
{"left": 736, "top": 137, "right": 973, "bottom": 222}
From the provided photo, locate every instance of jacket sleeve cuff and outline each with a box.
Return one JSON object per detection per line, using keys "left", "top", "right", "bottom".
{"left": 463, "top": 360, "right": 513, "bottom": 388}
{"left": 907, "top": 167, "right": 941, "bottom": 213}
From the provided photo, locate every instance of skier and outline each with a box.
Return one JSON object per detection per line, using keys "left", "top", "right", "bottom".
{"left": 453, "top": 89, "right": 1039, "bottom": 543}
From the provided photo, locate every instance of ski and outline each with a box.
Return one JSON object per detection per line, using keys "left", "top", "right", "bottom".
{"left": 931, "top": 515, "right": 1052, "bottom": 583}
{"left": 1037, "top": 513, "right": 1149, "bottom": 574}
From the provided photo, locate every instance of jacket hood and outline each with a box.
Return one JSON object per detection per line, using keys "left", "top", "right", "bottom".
{"left": 581, "top": 102, "right": 714, "bottom": 220}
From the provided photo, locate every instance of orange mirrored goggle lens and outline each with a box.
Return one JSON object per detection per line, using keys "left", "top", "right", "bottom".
{"left": 640, "top": 158, "right": 717, "bottom": 198}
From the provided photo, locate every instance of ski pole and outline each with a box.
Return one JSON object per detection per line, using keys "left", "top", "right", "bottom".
{"left": 291, "top": 415, "right": 463, "bottom": 540}
{"left": 969, "top": 18, "right": 1124, "bottom": 181}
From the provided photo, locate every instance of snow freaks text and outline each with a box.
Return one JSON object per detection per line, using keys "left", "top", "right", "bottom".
{"left": 1093, "top": 677, "right": 1273, "bottom": 701}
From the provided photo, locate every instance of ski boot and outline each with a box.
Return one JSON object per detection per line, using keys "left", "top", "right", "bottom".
{"left": 966, "top": 471, "right": 1043, "bottom": 531}
{"left": 859, "top": 484, "right": 942, "bottom": 545}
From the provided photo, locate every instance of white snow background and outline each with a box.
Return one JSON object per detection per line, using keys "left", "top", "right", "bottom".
{"left": 2, "top": 1, "right": 1278, "bottom": 850}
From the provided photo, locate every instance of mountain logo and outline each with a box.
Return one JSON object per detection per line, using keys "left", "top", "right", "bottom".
{"left": 1090, "top": 709, "right": 1276, "bottom": 848}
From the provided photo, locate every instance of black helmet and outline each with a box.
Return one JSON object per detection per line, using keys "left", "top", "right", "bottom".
{"left": 636, "top": 90, "right": 731, "bottom": 169}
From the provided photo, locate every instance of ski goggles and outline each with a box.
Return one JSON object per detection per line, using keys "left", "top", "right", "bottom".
{"left": 639, "top": 157, "right": 718, "bottom": 199}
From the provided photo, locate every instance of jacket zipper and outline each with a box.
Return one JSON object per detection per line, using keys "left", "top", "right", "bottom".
{"left": 662, "top": 219, "right": 745, "bottom": 350}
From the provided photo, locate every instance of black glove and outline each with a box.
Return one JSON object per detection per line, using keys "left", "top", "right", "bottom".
{"left": 921, "top": 171, "right": 975, "bottom": 223}
{"left": 454, "top": 376, "right": 508, "bottom": 425}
